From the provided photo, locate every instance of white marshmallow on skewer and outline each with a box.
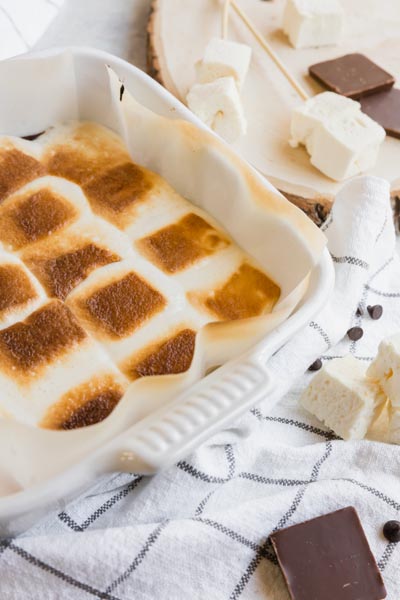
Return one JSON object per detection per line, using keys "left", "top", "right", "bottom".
{"left": 290, "top": 91, "right": 358, "bottom": 146}
{"left": 187, "top": 76, "right": 247, "bottom": 143}
{"left": 301, "top": 356, "right": 383, "bottom": 441}
{"left": 195, "top": 37, "right": 252, "bottom": 90}
{"left": 282, "top": 0, "right": 344, "bottom": 49}
{"left": 290, "top": 92, "right": 386, "bottom": 181}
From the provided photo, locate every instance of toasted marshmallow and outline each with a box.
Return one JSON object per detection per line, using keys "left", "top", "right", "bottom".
{"left": 187, "top": 77, "right": 247, "bottom": 143}
{"left": 196, "top": 38, "right": 252, "bottom": 90}
{"left": 301, "top": 356, "right": 382, "bottom": 440}
{"left": 367, "top": 334, "right": 400, "bottom": 407}
{"left": 290, "top": 92, "right": 385, "bottom": 181}
{"left": 282, "top": 0, "right": 344, "bottom": 49}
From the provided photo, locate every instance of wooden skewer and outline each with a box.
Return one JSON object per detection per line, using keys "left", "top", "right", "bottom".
{"left": 230, "top": 0, "right": 310, "bottom": 101}
{"left": 222, "top": 0, "right": 231, "bottom": 39}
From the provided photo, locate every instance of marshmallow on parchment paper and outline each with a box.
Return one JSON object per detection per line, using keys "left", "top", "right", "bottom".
{"left": 195, "top": 37, "right": 252, "bottom": 90}
{"left": 283, "top": 0, "right": 344, "bottom": 49}
{"left": 290, "top": 92, "right": 386, "bottom": 181}
{"left": 187, "top": 76, "right": 247, "bottom": 143}
{"left": 301, "top": 356, "right": 383, "bottom": 441}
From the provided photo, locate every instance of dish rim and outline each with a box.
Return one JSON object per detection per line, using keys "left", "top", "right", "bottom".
{"left": 0, "top": 46, "right": 334, "bottom": 531}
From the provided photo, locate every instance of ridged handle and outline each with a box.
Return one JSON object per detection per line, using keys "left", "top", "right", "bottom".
{"left": 112, "top": 354, "right": 273, "bottom": 473}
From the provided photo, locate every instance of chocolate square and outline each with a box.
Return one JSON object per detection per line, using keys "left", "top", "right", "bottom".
{"left": 309, "top": 53, "right": 395, "bottom": 99}
{"left": 270, "top": 507, "right": 386, "bottom": 600}
{"left": 360, "top": 88, "right": 400, "bottom": 139}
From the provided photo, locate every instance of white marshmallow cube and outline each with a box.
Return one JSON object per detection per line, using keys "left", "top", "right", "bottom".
{"left": 196, "top": 37, "right": 252, "bottom": 89}
{"left": 367, "top": 334, "right": 400, "bottom": 407}
{"left": 282, "top": 0, "right": 344, "bottom": 49}
{"left": 301, "top": 356, "right": 382, "bottom": 440}
{"left": 187, "top": 77, "right": 247, "bottom": 143}
{"left": 290, "top": 91, "right": 358, "bottom": 148}
{"left": 290, "top": 92, "right": 386, "bottom": 181}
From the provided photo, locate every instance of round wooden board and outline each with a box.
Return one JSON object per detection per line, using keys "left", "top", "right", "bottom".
{"left": 147, "top": 0, "right": 400, "bottom": 225}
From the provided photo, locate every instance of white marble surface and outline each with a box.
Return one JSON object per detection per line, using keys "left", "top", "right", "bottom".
{"left": 34, "top": 0, "right": 151, "bottom": 70}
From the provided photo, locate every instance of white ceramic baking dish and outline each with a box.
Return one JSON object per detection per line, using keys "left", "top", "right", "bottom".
{"left": 0, "top": 47, "right": 334, "bottom": 536}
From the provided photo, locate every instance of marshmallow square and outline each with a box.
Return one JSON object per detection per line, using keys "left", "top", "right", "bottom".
{"left": 196, "top": 37, "right": 252, "bottom": 89}
{"left": 367, "top": 334, "right": 400, "bottom": 407}
{"left": 310, "top": 111, "right": 385, "bottom": 180}
{"left": 290, "top": 92, "right": 358, "bottom": 148}
{"left": 187, "top": 77, "right": 247, "bottom": 143}
{"left": 290, "top": 92, "right": 385, "bottom": 181}
{"left": 301, "top": 356, "right": 381, "bottom": 440}
{"left": 282, "top": 0, "right": 344, "bottom": 49}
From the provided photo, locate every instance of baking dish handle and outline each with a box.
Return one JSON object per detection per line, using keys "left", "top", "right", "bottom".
{"left": 110, "top": 348, "right": 276, "bottom": 474}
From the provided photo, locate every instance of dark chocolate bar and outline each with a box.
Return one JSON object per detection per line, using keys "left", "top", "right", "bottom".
{"left": 309, "top": 53, "right": 395, "bottom": 99}
{"left": 360, "top": 88, "right": 400, "bottom": 139}
{"left": 270, "top": 506, "right": 387, "bottom": 600}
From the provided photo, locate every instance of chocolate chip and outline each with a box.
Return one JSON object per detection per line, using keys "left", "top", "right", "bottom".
{"left": 383, "top": 520, "right": 400, "bottom": 543}
{"left": 356, "top": 306, "right": 364, "bottom": 317}
{"left": 308, "top": 358, "right": 322, "bottom": 372}
{"left": 119, "top": 84, "right": 125, "bottom": 102}
{"left": 367, "top": 305, "right": 383, "bottom": 320}
{"left": 347, "top": 327, "right": 364, "bottom": 341}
